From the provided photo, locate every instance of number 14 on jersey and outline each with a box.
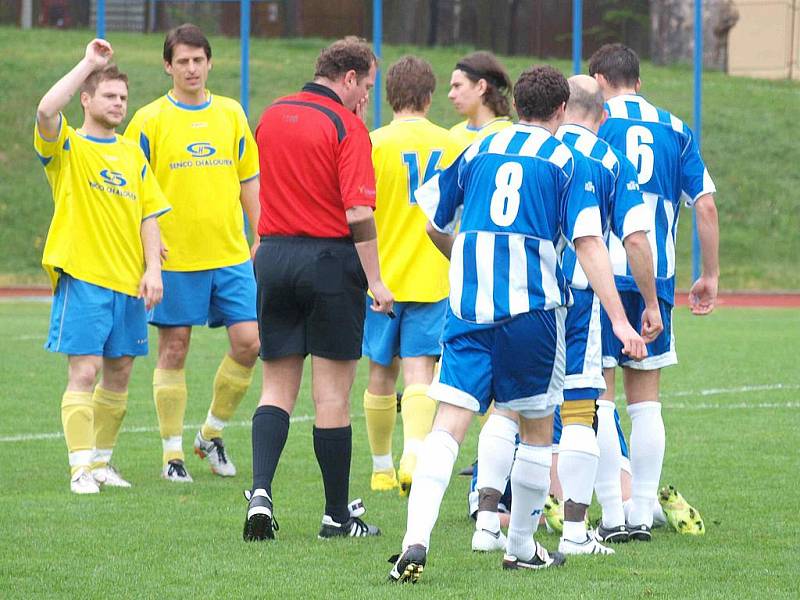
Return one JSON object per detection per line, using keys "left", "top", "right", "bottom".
{"left": 402, "top": 150, "right": 444, "bottom": 204}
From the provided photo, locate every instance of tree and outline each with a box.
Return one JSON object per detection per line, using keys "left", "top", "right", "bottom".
{"left": 650, "top": 0, "right": 739, "bottom": 70}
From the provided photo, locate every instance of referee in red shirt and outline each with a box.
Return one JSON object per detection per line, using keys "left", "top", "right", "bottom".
{"left": 243, "top": 37, "right": 394, "bottom": 541}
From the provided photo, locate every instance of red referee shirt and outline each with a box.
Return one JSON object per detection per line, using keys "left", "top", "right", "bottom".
{"left": 256, "top": 83, "right": 377, "bottom": 238}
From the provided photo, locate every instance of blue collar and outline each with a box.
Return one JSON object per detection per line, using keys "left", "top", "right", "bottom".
{"left": 167, "top": 92, "right": 212, "bottom": 111}
{"left": 76, "top": 131, "right": 117, "bottom": 144}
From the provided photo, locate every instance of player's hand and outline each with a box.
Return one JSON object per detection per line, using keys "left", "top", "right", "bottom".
{"left": 611, "top": 319, "right": 648, "bottom": 362}
{"left": 250, "top": 239, "right": 260, "bottom": 261}
{"left": 640, "top": 303, "right": 664, "bottom": 343}
{"left": 369, "top": 280, "right": 394, "bottom": 315}
{"left": 354, "top": 93, "right": 369, "bottom": 123}
{"left": 689, "top": 275, "right": 718, "bottom": 315}
{"left": 85, "top": 39, "right": 113, "bottom": 70}
{"left": 139, "top": 267, "right": 163, "bottom": 310}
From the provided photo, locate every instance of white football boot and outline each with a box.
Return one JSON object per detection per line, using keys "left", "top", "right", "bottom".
{"left": 194, "top": 431, "right": 236, "bottom": 477}
{"left": 70, "top": 467, "right": 100, "bottom": 495}
{"left": 471, "top": 527, "right": 507, "bottom": 552}
{"left": 559, "top": 532, "right": 616, "bottom": 555}
{"left": 92, "top": 464, "right": 132, "bottom": 488}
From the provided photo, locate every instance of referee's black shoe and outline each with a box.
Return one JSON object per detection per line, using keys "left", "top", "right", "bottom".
{"left": 243, "top": 489, "right": 279, "bottom": 541}
{"left": 318, "top": 498, "right": 380, "bottom": 538}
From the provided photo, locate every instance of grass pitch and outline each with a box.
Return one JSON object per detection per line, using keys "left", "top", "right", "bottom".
{"left": 0, "top": 301, "right": 797, "bottom": 598}
{"left": 1, "top": 27, "right": 799, "bottom": 290}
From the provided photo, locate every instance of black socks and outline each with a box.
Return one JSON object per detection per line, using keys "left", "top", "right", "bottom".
{"left": 251, "top": 405, "right": 290, "bottom": 496}
{"left": 313, "top": 425, "right": 352, "bottom": 523}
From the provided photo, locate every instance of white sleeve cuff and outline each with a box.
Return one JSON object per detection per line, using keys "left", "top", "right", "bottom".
{"left": 620, "top": 203, "right": 651, "bottom": 240}
{"left": 571, "top": 205, "right": 602, "bottom": 241}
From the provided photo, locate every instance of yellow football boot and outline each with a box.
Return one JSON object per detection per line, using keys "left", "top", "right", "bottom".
{"left": 371, "top": 469, "right": 399, "bottom": 492}
{"left": 659, "top": 485, "right": 705, "bottom": 535}
{"left": 397, "top": 454, "right": 417, "bottom": 497}
{"left": 543, "top": 494, "right": 564, "bottom": 534}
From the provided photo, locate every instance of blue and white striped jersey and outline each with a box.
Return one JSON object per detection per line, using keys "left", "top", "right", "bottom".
{"left": 556, "top": 123, "right": 649, "bottom": 291}
{"left": 599, "top": 94, "right": 716, "bottom": 303}
{"left": 415, "top": 123, "right": 602, "bottom": 339}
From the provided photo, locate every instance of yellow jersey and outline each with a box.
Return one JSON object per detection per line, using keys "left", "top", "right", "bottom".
{"left": 370, "top": 117, "right": 456, "bottom": 303}
{"left": 124, "top": 92, "right": 259, "bottom": 271}
{"left": 34, "top": 114, "right": 170, "bottom": 297}
{"left": 448, "top": 116, "right": 513, "bottom": 154}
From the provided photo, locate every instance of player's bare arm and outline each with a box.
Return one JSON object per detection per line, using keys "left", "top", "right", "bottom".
{"left": 347, "top": 205, "right": 394, "bottom": 314}
{"left": 623, "top": 230, "right": 663, "bottom": 341}
{"left": 139, "top": 217, "right": 164, "bottom": 310}
{"left": 690, "top": 194, "right": 720, "bottom": 316}
{"left": 425, "top": 221, "right": 455, "bottom": 259}
{"left": 575, "top": 235, "right": 647, "bottom": 361}
{"left": 240, "top": 178, "right": 261, "bottom": 259}
{"left": 37, "top": 39, "right": 113, "bottom": 137}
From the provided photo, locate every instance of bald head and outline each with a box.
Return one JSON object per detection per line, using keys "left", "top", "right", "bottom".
{"left": 565, "top": 74, "right": 605, "bottom": 126}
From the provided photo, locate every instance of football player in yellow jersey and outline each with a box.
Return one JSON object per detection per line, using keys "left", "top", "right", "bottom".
{"left": 362, "top": 56, "right": 455, "bottom": 496}
{"left": 447, "top": 51, "right": 513, "bottom": 151}
{"left": 35, "top": 39, "right": 169, "bottom": 494}
{"left": 124, "top": 24, "right": 260, "bottom": 482}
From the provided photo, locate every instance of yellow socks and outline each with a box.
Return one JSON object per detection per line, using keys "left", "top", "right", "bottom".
{"left": 399, "top": 383, "right": 437, "bottom": 475}
{"left": 153, "top": 368, "right": 187, "bottom": 464}
{"left": 61, "top": 391, "right": 94, "bottom": 476}
{"left": 363, "top": 390, "right": 397, "bottom": 473}
{"left": 92, "top": 386, "right": 128, "bottom": 469}
{"left": 200, "top": 355, "right": 254, "bottom": 441}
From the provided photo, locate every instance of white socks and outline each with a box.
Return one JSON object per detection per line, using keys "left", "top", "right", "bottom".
{"left": 557, "top": 423, "right": 599, "bottom": 541}
{"left": 372, "top": 454, "right": 393, "bottom": 472}
{"left": 627, "top": 401, "right": 665, "bottom": 527}
{"left": 506, "top": 444, "right": 551, "bottom": 560}
{"left": 402, "top": 429, "right": 459, "bottom": 550}
{"left": 475, "top": 414, "right": 518, "bottom": 532}
{"left": 594, "top": 399, "right": 626, "bottom": 528}
{"left": 624, "top": 498, "right": 668, "bottom": 527}
{"left": 476, "top": 414, "right": 518, "bottom": 492}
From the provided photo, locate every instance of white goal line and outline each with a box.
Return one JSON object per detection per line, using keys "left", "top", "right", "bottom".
{"left": 1, "top": 383, "right": 798, "bottom": 443}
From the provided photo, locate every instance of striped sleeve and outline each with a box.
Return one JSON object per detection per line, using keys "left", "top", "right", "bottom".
{"left": 562, "top": 152, "right": 602, "bottom": 243}
{"left": 415, "top": 150, "right": 466, "bottom": 235}
{"left": 680, "top": 125, "right": 716, "bottom": 206}
{"left": 612, "top": 149, "right": 649, "bottom": 240}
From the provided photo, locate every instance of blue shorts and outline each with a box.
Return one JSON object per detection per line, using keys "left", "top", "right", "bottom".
{"left": 362, "top": 298, "right": 446, "bottom": 366}
{"left": 552, "top": 403, "right": 629, "bottom": 459}
{"left": 149, "top": 260, "right": 257, "bottom": 328}
{"left": 601, "top": 292, "right": 675, "bottom": 370}
{"left": 46, "top": 273, "right": 148, "bottom": 357}
{"left": 564, "top": 288, "right": 604, "bottom": 397}
{"left": 430, "top": 308, "right": 566, "bottom": 417}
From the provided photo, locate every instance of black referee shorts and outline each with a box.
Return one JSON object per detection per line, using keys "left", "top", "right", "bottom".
{"left": 255, "top": 236, "right": 368, "bottom": 361}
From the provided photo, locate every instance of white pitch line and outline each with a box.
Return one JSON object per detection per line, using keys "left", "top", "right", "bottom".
{"left": 0, "top": 413, "right": 319, "bottom": 443}
{"left": 658, "top": 383, "right": 800, "bottom": 399}
{"left": 2, "top": 383, "right": 798, "bottom": 443}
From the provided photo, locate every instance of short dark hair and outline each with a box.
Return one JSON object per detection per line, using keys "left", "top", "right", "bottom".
{"left": 81, "top": 65, "right": 128, "bottom": 96}
{"left": 163, "top": 23, "right": 211, "bottom": 64}
{"left": 588, "top": 43, "right": 640, "bottom": 89}
{"left": 455, "top": 51, "right": 512, "bottom": 117}
{"left": 314, "top": 36, "right": 376, "bottom": 82}
{"left": 386, "top": 56, "right": 435, "bottom": 113}
{"left": 513, "top": 65, "right": 570, "bottom": 121}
